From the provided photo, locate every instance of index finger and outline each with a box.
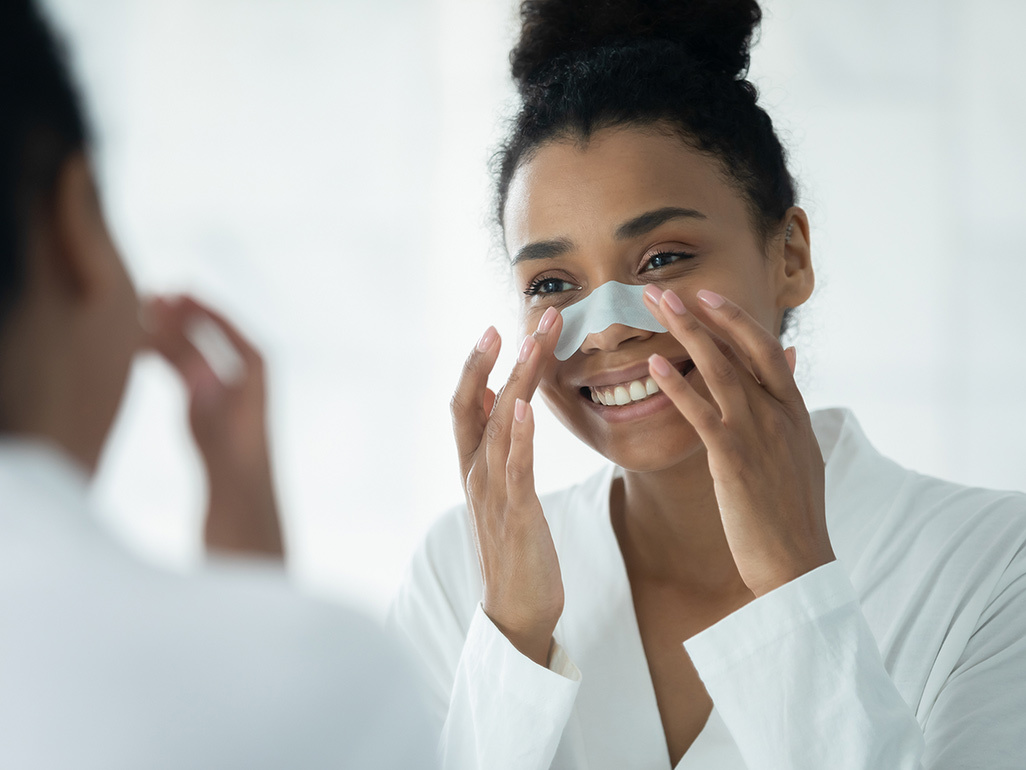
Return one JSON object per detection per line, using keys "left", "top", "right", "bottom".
{"left": 167, "top": 295, "right": 262, "bottom": 370}
{"left": 143, "top": 296, "right": 222, "bottom": 388}
{"left": 451, "top": 326, "right": 502, "bottom": 476}
{"left": 484, "top": 307, "right": 563, "bottom": 442}
{"left": 694, "top": 290, "right": 799, "bottom": 401}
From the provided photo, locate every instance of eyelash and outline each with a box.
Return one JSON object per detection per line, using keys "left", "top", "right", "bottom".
{"left": 523, "top": 250, "right": 697, "bottom": 296}
{"left": 524, "top": 277, "right": 577, "bottom": 296}
{"left": 641, "top": 250, "right": 696, "bottom": 272}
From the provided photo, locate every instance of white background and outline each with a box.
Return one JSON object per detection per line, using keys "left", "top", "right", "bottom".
{"left": 43, "top": 0, "right": 1026, "bottom": 615}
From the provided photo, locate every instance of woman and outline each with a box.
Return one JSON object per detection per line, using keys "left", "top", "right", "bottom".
{"left": 391, "top": 1, "right": 1026, "bottom": 768}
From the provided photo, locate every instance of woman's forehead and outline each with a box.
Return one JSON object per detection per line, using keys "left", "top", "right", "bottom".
{"left": 503, "top": 126, "right": 746, "bottom": 251}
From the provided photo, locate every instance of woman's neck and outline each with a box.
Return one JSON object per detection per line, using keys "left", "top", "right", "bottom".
{"left": 612, "top": 451, "right": 748, "bottom": 596}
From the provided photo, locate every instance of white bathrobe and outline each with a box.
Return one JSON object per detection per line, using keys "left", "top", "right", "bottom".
{"left": 0, "top": 439, "right": 434, "bottom": 770}
{"left": 390, "top": 409, "right": 1026, "bottom": 769}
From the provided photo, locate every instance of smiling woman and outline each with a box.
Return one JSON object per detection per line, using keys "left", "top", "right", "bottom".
{"left": 389, "top": 1, "right": 1026, "bottom": 769}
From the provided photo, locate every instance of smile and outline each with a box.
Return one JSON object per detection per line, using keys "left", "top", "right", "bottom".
{"left": 581, "top": 360, "right": 696, "bottom": 407}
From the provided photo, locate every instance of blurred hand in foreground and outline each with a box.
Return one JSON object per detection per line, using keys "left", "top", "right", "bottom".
{"left": 144, "top": 294, "right": 284, "bottom": 560}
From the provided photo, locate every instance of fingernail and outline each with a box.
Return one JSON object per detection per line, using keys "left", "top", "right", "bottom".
{"left": 476, "top": 326, "right": 498, "bottom": 352}
{"left": 663, "top": 290, "right": 686, "bottom": 315}
{"left": 697, "top": 289, "right": 725, "bottom": 309}
{"left": 537, "top": 306, "right": 557, "bottom": 334}
{"left": 518, "top": 334, "right": 536, "bottom": 363}
{"left": 648, "top": 354, "right": 673, "bottom": 377}
{"left": 514, "top": 398, "right": 528, "bottom": 423}
{"left": 643, "top": 285, "right": 664, "bottom": 304}
{"left": 784, "top": 346, "right": 797, "bottom": 374}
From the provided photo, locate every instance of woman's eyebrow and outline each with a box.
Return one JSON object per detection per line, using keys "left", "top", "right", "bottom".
{"left": 510, "top": 207, "right": 705, "bottom": 264}
{"left": 615, "top": 207, "right": 707, "bottom": 240}
{"left": 511, "top": 237, "right": 574, "bottom": 265}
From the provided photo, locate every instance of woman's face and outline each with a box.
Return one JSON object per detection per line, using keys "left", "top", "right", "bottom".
{"left": 503, "top": 125, "right": 812, "bottom": 472}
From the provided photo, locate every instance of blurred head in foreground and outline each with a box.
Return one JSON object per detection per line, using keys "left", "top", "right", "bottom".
{"left": 0, "top": 0, "right": 140, "bottom": 472}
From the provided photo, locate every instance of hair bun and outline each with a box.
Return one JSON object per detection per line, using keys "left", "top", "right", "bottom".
{"left": 510, "top": 0, "right": 762, "bottom": 89}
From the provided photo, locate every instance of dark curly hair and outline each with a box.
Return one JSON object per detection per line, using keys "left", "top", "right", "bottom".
{"left": 0, "top": 0, "right": 89, "bottom": 331}
{"left": 495, "top": 0, "right": 796, "bottom": 248}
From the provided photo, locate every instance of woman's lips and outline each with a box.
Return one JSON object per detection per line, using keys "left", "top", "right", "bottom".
{"left": 580, "top": 359, "right": 696, "bottom": 407}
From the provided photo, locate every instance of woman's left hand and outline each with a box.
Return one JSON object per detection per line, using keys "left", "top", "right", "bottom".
{"left": 643, "top": 286, "right": 834, "bottom": 597}
{"left": 144, "top": 295, "right": 284, "bottom": 560}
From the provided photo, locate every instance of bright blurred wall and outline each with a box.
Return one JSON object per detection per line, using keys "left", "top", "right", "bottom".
{"left": 43, "top": 0, "right": 1026, "bottom": 615}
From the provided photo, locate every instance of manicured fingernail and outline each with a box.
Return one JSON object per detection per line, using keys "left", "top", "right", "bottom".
{"left": 663, "top": 289, "right": 686, "bottom": 315}
{"left": 697, "top": 289, "right": 725, "bottom": 309}
{"left": 784, "top": 346, "right": 797, "bottom": 374}
{"left": 537, "top": 306, "right": 557, "bottom": 334}
{"left": 648, "top": 354, "right": 673, "bottom": 377}
{"left": 518, "top": 334, "right": 536, "bottom": 363}
{"left": 514, "top": 398, "right": 528, "bottom": 423}
{"left": 476, "top": 326, "right": 498, "bottom": 352}
{"left": 643, "top": 285, "right": 664, "bottom": 304}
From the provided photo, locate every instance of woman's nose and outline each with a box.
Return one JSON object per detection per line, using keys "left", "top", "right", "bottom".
{"left": 579, "top": 323, "right": 656, "bottom": 354}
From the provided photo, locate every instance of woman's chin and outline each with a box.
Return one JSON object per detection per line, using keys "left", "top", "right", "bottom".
{"left": 604, "top": 438, "right": 707, "bottom": 473}
{"left": 573, "top": 420, "right": 707, "bottom": 473}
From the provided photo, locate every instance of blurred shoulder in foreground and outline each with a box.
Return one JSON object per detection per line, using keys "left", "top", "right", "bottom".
{"left": 0, "top": 439, "right": 433, "bottom": 769}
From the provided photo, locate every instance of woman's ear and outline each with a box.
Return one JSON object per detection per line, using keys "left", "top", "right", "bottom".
{"left": 774, "top": 206, "right": 814, "bottom": 310}
{"left": 49, "top": 152, "right": 111, "bottom": 302}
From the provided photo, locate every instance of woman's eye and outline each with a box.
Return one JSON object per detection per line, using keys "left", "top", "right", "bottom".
{"left": 642, "top": 251, "right": 694, "bottom": 272}
{"left": 524, "top": 277, "right": 577, "bottom": 296}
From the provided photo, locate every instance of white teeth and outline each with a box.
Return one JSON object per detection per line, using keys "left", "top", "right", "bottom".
{"left": 589, "top": 373, "right": 663, "bottom": 407}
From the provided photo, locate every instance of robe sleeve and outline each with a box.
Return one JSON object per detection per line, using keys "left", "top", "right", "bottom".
{"left": 684, "top": 558, "right": 1026, "bottom": 769}
{"left": 439, "top": 605, "right": 581, "bottom": 770}
{"left": 388, "top": 512, "right": 581, "bottom": 770}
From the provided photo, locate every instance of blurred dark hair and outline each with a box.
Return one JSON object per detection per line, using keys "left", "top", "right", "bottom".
{"left": 496, "top": 0, "right": 796, "bottom": 247}
{"left": 1, "top": 0, "right": 90, "bottom": 329}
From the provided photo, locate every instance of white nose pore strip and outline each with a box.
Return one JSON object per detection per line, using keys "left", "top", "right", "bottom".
{"left": 554, "top": 281, "right": 667, "bottom": 361}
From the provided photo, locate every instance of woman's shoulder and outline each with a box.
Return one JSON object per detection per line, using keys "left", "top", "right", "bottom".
{"left": 891, "top": 462, "right": 1026, "bottom": 578}
{"left": 817, "top": 406, "right": 1026, "bottom": 535}
{"left": 820, "top": 407, "right": 1026, "bottom": 603}
{"left": 815, "top": 409, "right": 1026, "bottom": 708}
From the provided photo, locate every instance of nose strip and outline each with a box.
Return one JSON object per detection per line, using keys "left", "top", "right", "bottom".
{"left": 553, "top": 281, "right": 667, "bottom": 361}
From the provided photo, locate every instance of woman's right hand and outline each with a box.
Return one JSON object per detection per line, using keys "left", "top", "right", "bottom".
{"left": 451, "top": 307, "right": 564, "bottom": 667}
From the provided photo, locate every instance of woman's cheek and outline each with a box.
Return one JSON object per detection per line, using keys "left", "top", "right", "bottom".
{"left": 646, "top": 272, "right": 694, "bottom": 296}
{"left": 519, "top": 305, "right": 545, "bottom": 336}
{"left": 540, "top": 361, "right": 573, "bottom": 398}
{"left": 536, "top": 353, "right": 562, "bottom": 392}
